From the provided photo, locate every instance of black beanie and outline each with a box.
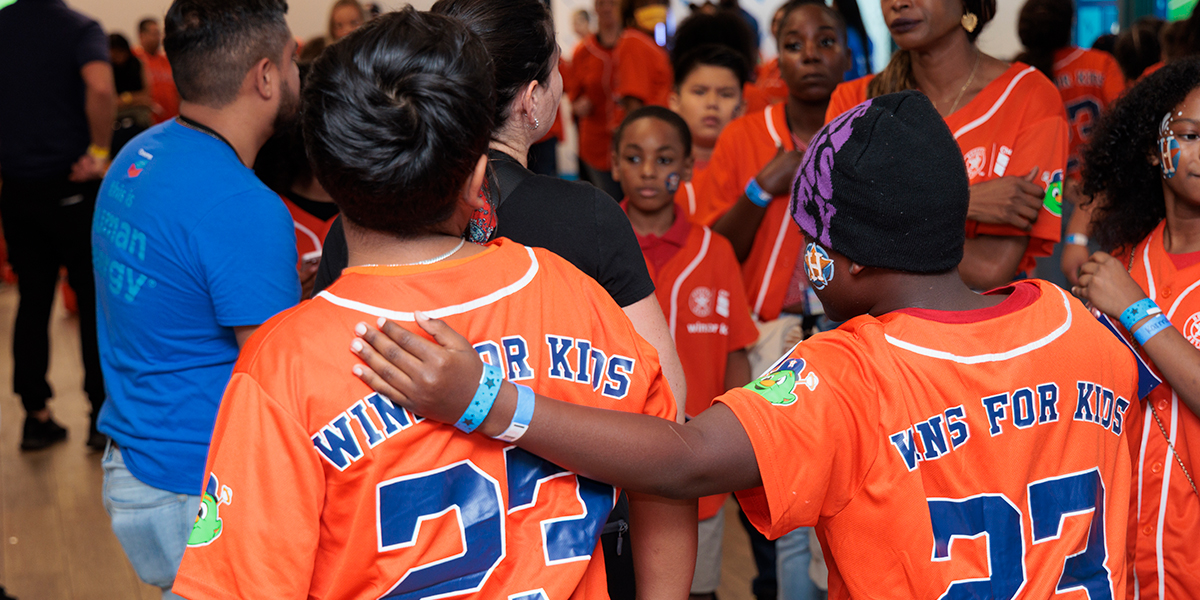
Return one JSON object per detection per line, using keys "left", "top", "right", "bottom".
{"left": 789, "top": 90, "right": 969, "bottom": 273}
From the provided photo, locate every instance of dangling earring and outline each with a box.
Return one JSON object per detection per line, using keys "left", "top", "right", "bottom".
{"left": 526, "top": 114, "right": 540, "bottom": 130}
{"left": 961, "top": 11, "right": 978, "bottom": 33}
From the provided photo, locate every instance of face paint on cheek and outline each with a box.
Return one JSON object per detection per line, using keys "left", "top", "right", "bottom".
{"left": 803, "top": 242, "right": 834, "bottom": 290}
{"left": 666, "top": 172, "right": 680, "bottom": 193}
{"left": 1160, "top": 111, "right": 1181, "bottom": 179}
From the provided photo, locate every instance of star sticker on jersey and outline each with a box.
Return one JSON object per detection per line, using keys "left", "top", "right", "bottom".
{"left": 745, "top": 357, "right": 819, "bottom": 406}
{"left": 804, "top": 242, "right": 834, "bottom": 290}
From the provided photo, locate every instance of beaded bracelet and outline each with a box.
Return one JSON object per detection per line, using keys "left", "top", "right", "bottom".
{"left": 1133, "top": 314, "right": 1172, "bottom": 346}
{"left": 1119, "top": 298, "right": 1162, "bottom": 331}
{"left": 455, "top": 363, "right": 503, "bottom": 434}
{"left": 745, "top": 177, "right": 773, "bottom": 208}
{"left": 493, "top": 383, "right": 536, "bottom": 443}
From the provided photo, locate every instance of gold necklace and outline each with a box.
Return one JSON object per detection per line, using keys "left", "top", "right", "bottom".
{"left": 943, "top": 50, "right": 981, "bottom": 116}
{"left": 362, "top": 238, "right": 466, "bottom": 267}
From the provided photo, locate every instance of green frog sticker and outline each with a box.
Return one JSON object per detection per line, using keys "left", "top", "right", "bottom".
{"left": 188, "top": 473, "right": 232, "bottom": 547}
{"left": 745, "top": 358, "right": 818, "bottom": 406}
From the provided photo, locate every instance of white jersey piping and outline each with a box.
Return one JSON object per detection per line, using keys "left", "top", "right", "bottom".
{"left": 883, "top": 285, "right": 1072, "bottom": 363}
{"left": 668, "top": 228, "right": 711, "bottom": 339}
{"left": 315, "top": 246, "right": 540, "bottom": 321}
{"left": 953, "top": 66, "right": 1038, "bottom": 140}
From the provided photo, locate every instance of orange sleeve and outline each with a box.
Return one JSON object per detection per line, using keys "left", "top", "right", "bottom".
{"left": 567, "top": 43, "right": 588, "bottom": 100}
{"left": 718, "top": 334, "right": 880, "bottom": 538}
{"left": 824, "top": 77, "right": 871, "bottom": 124}
{"left": 174, "top": 373, "right": 324, "bottom": 599}
{"left": 973, "top": 96, "right": 1069, "bottom": 273}
{"left": 614, "top": 40, "right": 660, "bottom": 104}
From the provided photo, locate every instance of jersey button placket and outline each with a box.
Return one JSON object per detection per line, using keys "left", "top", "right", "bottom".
{"left": 1161, "top": 286, "right": 1172, "bottom": 299}
{"left": 1143, "top": 524, "right": 1154, "bottom": 536}
{"left": 1152, "top": 462, "right": 1163, "bottom": 474}
{"left": 1157, "top": 399, "right": 1169, "bottom": 411}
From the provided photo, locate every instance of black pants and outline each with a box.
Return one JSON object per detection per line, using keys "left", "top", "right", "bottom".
{"left": 0, "top": 173, "right": 105, "bottom": 415}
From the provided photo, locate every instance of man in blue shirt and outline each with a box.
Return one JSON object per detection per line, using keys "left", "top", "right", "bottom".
{"left": 0, "top": 0, "right": 117, "bottom": 451}
{"left": 92, "top": 0, "right": 300, "bottom": 596}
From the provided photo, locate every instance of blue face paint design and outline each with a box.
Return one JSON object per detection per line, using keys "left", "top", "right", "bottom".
{"left": 803, "top": 242, "right": 834, "bottom": 290}
{"left": 1160, "top": 112, "right": 1181, "bottom": 180}
{"left": 666, "top": 173, "right": 680, "bottom": 193}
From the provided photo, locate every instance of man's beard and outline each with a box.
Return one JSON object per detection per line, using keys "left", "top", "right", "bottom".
{"left": 273, "top": 80, "right": 300, "bottom": 134}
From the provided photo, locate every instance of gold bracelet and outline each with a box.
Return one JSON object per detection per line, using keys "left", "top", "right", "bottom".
{"left": 87, "top": 144, "right": 110, "bottom": 162}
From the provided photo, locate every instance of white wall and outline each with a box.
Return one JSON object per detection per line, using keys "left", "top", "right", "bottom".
{"left": 976, "top": 0, "right": 1022, "bottom": 62}
{"left": 67, "top": 0, "right": 429, "bottom": 41}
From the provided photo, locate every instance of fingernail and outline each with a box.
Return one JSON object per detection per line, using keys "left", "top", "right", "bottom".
{"left": 377, "top": 317, "right": 387, "bottom": 328}
{"left": 351, "top": 339, "right": 363, "bottom": 352}
{"left": 355, "top": 322, "right": 367, "bottom": 336}
{"left": 352, "top": 365, "right": 363, "bottom": 376}
{"left": 415, "top": 310, "right": 427, "bottom": 320}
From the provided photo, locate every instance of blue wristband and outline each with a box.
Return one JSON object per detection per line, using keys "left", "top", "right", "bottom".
{"left": 1133, "top": 314, "right": 1172, "bottom": 346}
{"left": 1120, "top": 298, "right": 1162, "bottom": 331}
{"left": 493, "top": 383, "right": 536, "bottom": 442}
{"left": 745, "top": 177, "right": 773, "bottom": 208}
{"left": 455, "top": 363, "right": 503, "bottom": 433}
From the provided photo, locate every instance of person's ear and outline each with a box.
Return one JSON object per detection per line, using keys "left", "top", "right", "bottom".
{"left": 682, "top": 154, "right": 695, "bottom": 182}
{"left": 611, "top": 151, "right": 621, "bottom": 181}
{"left": 668, "top": 90, "right": 682, "bottom": 112}
{"left": 522, "top": 80, "right": 540, "bottom": 127}
{"left": 252, "top": 57, "right": 276, "bottom": 101}
{"left": 733, "top": 96, "right": 745, "bottom": 119}
{"left": 847, "top": 262, "right": 866, "bottom": 276}
{"left": 462, "top": 154, "right": 489, "bottom": 210}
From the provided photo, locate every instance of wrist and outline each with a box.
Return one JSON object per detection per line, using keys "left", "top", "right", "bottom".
{"left": 1133, "top": 313, "right": 1172, "bottom": 346}
{"left": 478, "top": 381, "right": 518, "bottom": 438}
{"left": 1064, "top": 233, "right": 1089, "bottom": 247}
{"left": 454, "top": 363, "right": 503, "bottom": 433}
{"left": 1119, "top": 298, "right": 1160, "bottom": 331}
{"left": 745, "top": 177, "right": 773, "bottom": 208}
{"left": 87, "top": 144, "right": 110, "bottom": 162}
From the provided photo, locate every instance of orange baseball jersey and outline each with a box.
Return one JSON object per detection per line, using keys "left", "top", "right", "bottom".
{"left": 570, "top": 36, "right": 617, "bottom": 170}
{"left": 642, "top": 216, "right": 757, "bottom": 520}
{"left": 1051, "top": 47, "right": 1125, "bottom": 177}
{"left": 133, "top": 47, "right": 180, "bottom": 123}
{"left": 827, "top": 64, "right": 1069, "bottom": 277}
{"left": 692, "top": 103, "right": 805, "bottom": 322}
{"left": 1122, "top": 222, "right": 1200, "bottom": 600}
{"left": 611, "top": 29, "right": 672, "bottom": 127}
{"left": 718, "top": 279, "right": 1147, "bottom": 600}
{"left": 172, "top": 238, "right": 676, "bottom": 600}
{"left": 754, "top": 58, "right": 789, "bottom": 109}
{"left": 279, "top": 194, "right": 337, "bottom": 269}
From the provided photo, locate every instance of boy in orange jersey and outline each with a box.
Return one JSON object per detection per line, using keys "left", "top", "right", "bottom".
{"left": 612, "top": 0, "right": 672, "bottom": 117}
{"left": 352, "top": 90, "right": 1162, "bottom": 600}
{"left": 612, "top": 107, "right": 758, "bottom": 599}
{"left": 667, "top": 45, "right": 748, "bottom": 219}
{"left": 172, "top": 10, "right": 694, "bottom": 599}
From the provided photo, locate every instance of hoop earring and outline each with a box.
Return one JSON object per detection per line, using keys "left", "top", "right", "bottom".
{"left": 961, "top": 11, "right": 978, "bottom": 33}
{"left": 526, "top": 115, "right": 540, "bottom": 130}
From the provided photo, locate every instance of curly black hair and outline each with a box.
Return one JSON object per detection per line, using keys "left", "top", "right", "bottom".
{"left": 1081, "top": 56, "right": 1200, "bottom": 253}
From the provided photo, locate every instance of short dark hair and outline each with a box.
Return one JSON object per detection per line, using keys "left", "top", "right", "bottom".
{"left": 671, "top": 11, "right": 756, "bottom": 84}
{"left": 138, "top": 17, "right": 158, "bottom": 33}
{"left": 164, "top": 0, "right": 291, "bottom": 107}
{"left": 431, "top": 0, "right": 556, "bottom": 131}
{"left": 673, "top": 43, "right": 750, "bottom": 88}
{"left": 613, "top": 106, "right": 693, "bottom": 158}
{"left": 302, "top": 7, "right": 496, "bottom": 237}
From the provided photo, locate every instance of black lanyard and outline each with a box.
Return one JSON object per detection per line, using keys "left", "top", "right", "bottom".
{"left": 176, "top": 115, "right": 239, "bottom": 158}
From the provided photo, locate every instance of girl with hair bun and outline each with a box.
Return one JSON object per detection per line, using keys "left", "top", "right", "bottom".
{"left": 1075, "top": 58, "right": 1200, "bottom": 599}
{"left": 827, "top": 0, "right": 1069, "bottom": 293}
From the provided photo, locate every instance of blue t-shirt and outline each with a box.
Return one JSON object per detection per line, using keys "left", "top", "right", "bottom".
{"left": 0, "top": 0, "right": 108, "bottom": 177}
{"left": 93, "top": 120, "right": 300, "bottom": 494}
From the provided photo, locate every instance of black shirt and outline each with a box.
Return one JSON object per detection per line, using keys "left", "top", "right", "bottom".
{"left": 113, "top": 57, "right": 144, "bottom": 96}
{"left": 0, "top": 0, "right": 109, "bottom": 177}
{"left": 313, "top": 152, "right": 655, "bottom": 308}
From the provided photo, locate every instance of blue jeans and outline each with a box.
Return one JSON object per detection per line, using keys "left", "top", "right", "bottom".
{"left": 101, "top": 443, "right": 199, "bottom": 599}
{"left": 777, "top": 527, "right": 819, "bottom": 600}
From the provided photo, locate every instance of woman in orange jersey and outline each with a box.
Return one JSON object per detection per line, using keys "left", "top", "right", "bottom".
{"left": 172, "top": 10, "right": 693, "bottom": 599}
{"left": 826, "top": 0, "right": 1068, "bottom": 292}
{"left": 1074, "top": 58, "right": 1200, "bottom": 600}
{"left": 1014, "top": 0, "right": 1125, "bottom": 286}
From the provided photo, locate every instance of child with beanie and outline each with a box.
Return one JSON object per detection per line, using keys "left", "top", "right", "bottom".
{"left": 352, "top": 91, "right": 1156, "bottom": 599}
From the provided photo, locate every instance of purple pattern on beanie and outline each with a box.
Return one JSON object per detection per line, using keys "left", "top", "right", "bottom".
{"left": 791, "top": 99, "right": 872, "bottom": 247}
